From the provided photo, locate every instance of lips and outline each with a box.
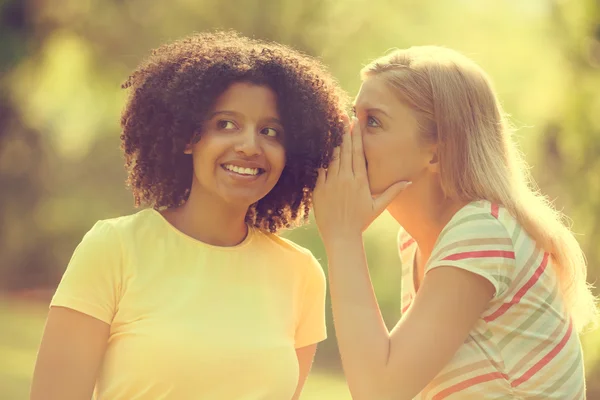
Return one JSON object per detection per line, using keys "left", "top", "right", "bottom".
{"left": 223, "top": 164, "right": 265, "bottom": 176}
{"left": 221, "top": 160, "right": 268, "bottom": 177}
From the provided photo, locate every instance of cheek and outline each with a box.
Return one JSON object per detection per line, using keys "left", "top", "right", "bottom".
{"left": 191, "top": 152, "right": 206, "bottom": 174}
{"left": 267, "top": 144, "right": 286, "bottom": 176}
{"left": 191, "top": 146, "right": 214, "bottom": 174}
{"left": 362, "top": 136, "right": 379, "bottom": 161}
{"left": 363, "top": 136, "right": 393, "bottom": 169}
{"left": 363, "top": 134, "right": 419, "bottom": 182}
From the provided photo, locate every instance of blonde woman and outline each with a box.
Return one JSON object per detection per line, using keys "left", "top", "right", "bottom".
{"left": 313, "top": 46, "right": 597, "bottom": 399}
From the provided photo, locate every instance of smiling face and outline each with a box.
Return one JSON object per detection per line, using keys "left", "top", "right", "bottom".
{"left": 185, "top": 82, "right": 286, "bottom": 208}
{"left": 353, "top": 76, "right": 435, "bottom": 196}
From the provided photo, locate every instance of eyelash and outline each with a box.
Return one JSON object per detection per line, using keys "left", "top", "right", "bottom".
{"left": 217, "top": 120, "right": 237, "bottom": 130}
{"left": 260, "top": 127, "right": 278, "bottom": 137}
{"left": 366, "top": 116, "right": 380, "bottom": 127}
{"left": 216, "top": 120, "right": 279, "bottom": 138}
{"left": 351, "top": 110, "right": 380, "bottom": 128}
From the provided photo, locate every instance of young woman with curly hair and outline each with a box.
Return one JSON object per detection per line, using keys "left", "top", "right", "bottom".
{"left": 31, "top": 31, "right": 347, "bottom": 400}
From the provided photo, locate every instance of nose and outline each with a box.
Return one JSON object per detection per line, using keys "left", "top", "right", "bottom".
{"left": 234, "top": 128, "right": 261, "bottom": 157}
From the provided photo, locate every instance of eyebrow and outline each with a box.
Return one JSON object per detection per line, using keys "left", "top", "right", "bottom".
{"left": 209, "top": 110, "right": 283, "bottom": 125}
{"left": 352, "top": 105, "right": 391, "bottom": 118}
{"left": 210, "top": 110, "right": 238, "bottom": 118}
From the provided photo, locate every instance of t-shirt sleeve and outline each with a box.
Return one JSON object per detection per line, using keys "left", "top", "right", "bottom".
{"left": 50, "top": 220, "right": 123, "bottom": 324}
{"left": 426, "top": 213, "right": 516, "bottom": 298}
{"left": 294, "top": 253, "right": 327, "bottom": 349}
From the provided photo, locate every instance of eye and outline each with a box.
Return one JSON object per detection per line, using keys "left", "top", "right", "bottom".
{"left": 217, "top": 120, "right": 236, "bottom": 130}
{"left": 367, "top": 116, "right": 380, "bottom": 128}
{"left": 261, "top": 127, "right": 278, "bottom": 137}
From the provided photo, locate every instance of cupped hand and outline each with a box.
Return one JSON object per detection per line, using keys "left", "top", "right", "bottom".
{"left": 313, "top": 116, "right": 411, "bottom": 244}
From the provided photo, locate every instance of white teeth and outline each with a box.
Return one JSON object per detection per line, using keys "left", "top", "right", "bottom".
{"left": 224, "top": 164, "right": 259, "bottom": 176}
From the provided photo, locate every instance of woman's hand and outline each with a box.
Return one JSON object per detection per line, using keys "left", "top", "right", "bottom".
{"left": 313, "top": 116, "right": 411, "bottom": 245}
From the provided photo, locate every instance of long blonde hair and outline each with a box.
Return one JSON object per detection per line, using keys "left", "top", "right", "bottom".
{"left": 361, "top": 46, "right": 597, "bottom": 332}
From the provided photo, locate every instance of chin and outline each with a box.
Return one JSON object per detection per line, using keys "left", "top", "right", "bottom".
{"left": 368, "top": 178, "right": 390, "bottom": 196}
{"left": 222, "top": 193, "right": 265, "bottom": 209}
{"left": 367, "top": 172, "right": 389, "bottom": 196}
{"left": 368, "top": 187, "right": 385, "bottom": 198}
{"left": 369, "top": 180, "right": 409, "bottom": 198}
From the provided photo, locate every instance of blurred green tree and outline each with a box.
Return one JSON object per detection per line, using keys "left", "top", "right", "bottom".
{"left": 541, "top": 0, "right": 600, "bottom": 395}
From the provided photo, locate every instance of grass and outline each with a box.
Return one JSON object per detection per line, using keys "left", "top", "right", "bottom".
{"left": 0, "top": 299, "right": 48, "bottom": 400}
{"left": 4, "top": 295, "right": 600, "bottom": 398}
{"left": 0, "top": 297, "right": 351, "bottom": 399}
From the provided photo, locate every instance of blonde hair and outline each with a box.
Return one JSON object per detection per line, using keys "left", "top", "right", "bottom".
{"left": 361, "top": 46, "right": 597, "bottom": 332}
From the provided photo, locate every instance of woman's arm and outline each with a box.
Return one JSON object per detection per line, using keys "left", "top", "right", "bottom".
{"left": 30, "top": 306, "right": 110, "bottom": 400}
{"left": 325, "top": 235, "right": 494, "bottom": 399}
{"left": 313, "top": 118, "right": 495, "bottom": 399}
{"left": 291, "top": 343, "right": 318, "bottom": 400}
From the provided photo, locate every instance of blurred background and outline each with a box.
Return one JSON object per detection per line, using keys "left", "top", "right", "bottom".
{"left": 1, "top": 0, "right": 599, "bottom": 398}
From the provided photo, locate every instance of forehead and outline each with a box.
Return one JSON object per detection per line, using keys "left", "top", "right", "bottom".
{"left": 214, "top": 82, "right": 279, "bottom": 111}
{"left": 354, "top": 76, "right": 418, "bottom": 124}
{"left": 354, "top": 76, "right": 398, "bottom": 110}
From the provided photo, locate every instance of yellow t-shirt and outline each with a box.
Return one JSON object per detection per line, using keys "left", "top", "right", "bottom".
{"left": 51, "top": 209, "right": 327, "bottom": 399}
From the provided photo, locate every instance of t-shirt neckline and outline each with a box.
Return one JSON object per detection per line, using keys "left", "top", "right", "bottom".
{"left": 147, "top": 208, "right": 256, "bottom": 250}
{"left": 409, "top": 200, "right": 488, "bottom": 293}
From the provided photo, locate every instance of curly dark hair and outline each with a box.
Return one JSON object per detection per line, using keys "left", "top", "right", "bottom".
{"left": 120, "top": 30, "right": 348, "bottom": 233}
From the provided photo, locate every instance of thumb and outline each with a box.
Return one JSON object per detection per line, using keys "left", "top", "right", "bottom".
{"left": 373, "top": 181, "right": 412, "bottom": 214}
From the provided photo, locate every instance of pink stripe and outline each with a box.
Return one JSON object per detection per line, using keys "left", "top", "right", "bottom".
{"left": 432, "top": 372, "right": 509, "bottom": 399}
{"left": 484, "top": 252, "right": 549, "bottom": 323}
{"left": 400, "top": 238, "right": 415, "bottom": 251}
{"left": 511, "top": 319, "right": 574, "bottom": 387}
{"left": 401, "top": 302, "right": 412, "bottom": 313}
{"left": 442, "top": 250, "right": 515, "bottom": 261}
{"left": 491, "top": 203, "right": 500, "bottom": 219}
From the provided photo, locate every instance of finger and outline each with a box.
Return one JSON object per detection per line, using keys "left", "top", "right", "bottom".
{"left": 340, "top": 115, "right": 353, "bottom": 175}
{"left": 340, "top": 113, "right": 351, "bottom": 129}
{"left": 328, "top": 146, "right": 341, "bottom": 176}
{"left": 373, "top": 181, "right": 412, "bottom": 215}
{"left": 351, "top": 117, "right": 367, "bottom": 179}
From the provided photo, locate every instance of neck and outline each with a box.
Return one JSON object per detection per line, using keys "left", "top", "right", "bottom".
{"left": 163, "top": 185, "right": 251, "bottom": 247}
{"left": 387, "top": 175, "right": 468, "bottom": 262}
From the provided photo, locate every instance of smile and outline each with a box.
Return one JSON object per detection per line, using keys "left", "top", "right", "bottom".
{"left": 222, "top": 164, "right": 265, "bottom": 176}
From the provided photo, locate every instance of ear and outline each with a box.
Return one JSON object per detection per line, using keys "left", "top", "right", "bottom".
{"left": 184, "top": 134, "right": 200, "bottom": 154}
{"left": 426, "top": 145, "right": 440, "bottom": 173}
